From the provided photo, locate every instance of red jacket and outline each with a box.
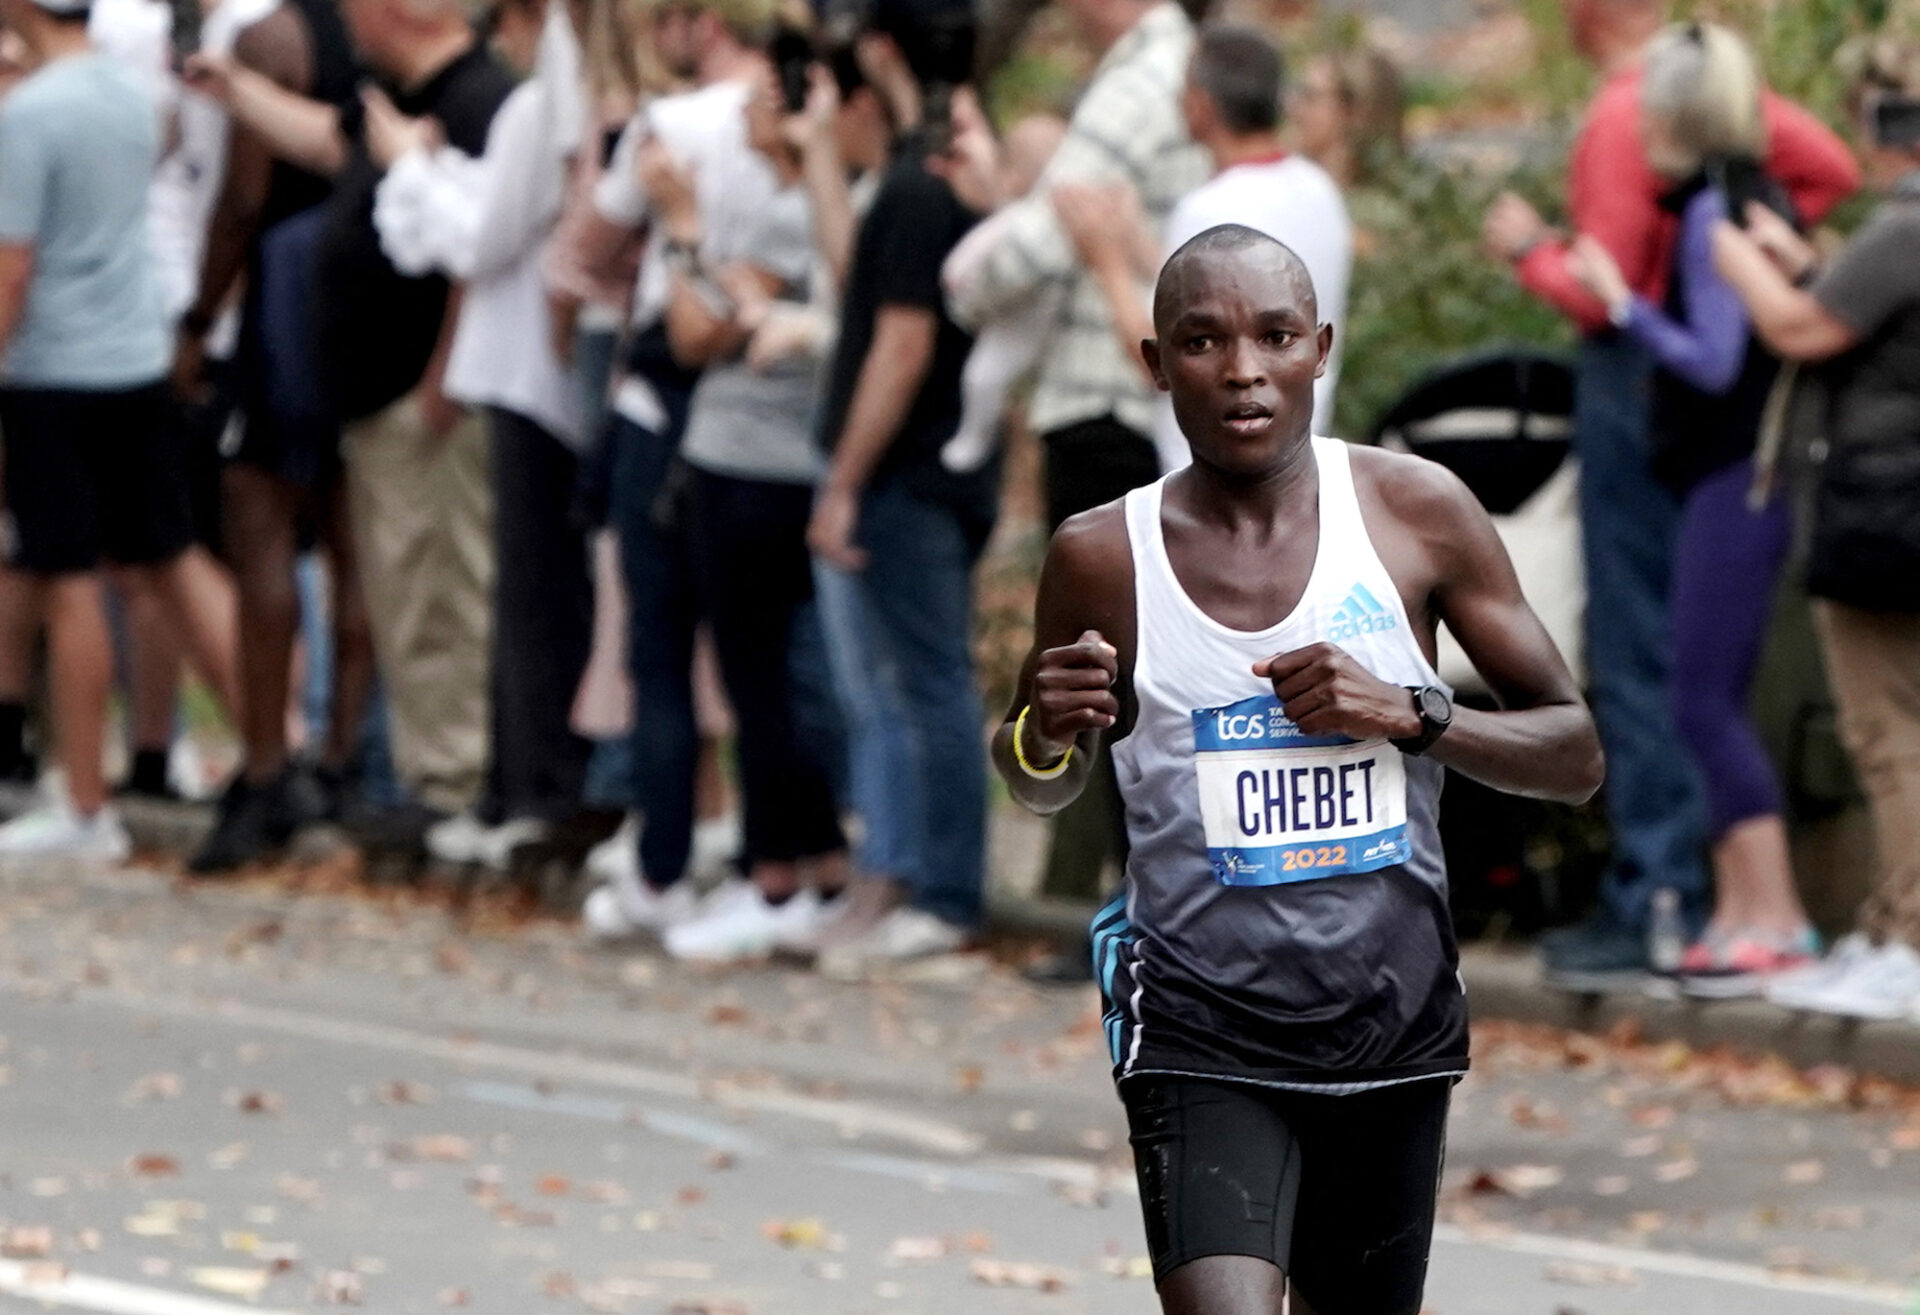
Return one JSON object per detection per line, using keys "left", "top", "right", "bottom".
{"left": 1517, "top": 66, "right": 1860, "bottom": 334}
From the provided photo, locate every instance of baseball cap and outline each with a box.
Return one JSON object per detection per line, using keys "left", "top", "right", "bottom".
{"left": 27, "top": 0, "right": 93, "bottom": 13}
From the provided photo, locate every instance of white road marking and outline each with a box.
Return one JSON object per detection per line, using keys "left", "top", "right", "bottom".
{"left": 1432, "top": 1225, "right": 1913, "bottom": 1308}
{"left": 21, "top": 984, "right": 984, "bottom": 1157}
{"left": 0, "top": 1261, "right": 298, "bottom": 1315}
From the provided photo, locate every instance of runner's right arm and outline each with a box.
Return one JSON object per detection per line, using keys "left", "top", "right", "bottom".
{"left": 993, "top": 506, "right": 1136, "bottom": 814}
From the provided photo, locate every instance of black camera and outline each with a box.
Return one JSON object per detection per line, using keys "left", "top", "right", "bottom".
{"left": 1869, "top": 92, "right": 1920, "bottom": 151}
{"left": 771, "top": 25, "right": 815, "bottom": 113}
{"left": 822, "top": 0, "right": 976, "bottom": 151}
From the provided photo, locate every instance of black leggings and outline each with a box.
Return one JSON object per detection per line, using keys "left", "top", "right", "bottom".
{"left": 1122, "top": 1074, "right": 1451, "bottom": 1315}
{"left": 685, "top": 466, "right": 844, "bottom": 866}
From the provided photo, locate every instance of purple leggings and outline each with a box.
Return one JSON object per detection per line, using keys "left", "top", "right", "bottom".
{"left": 1669, "top": 458, "right": 1792, "bottom": 838}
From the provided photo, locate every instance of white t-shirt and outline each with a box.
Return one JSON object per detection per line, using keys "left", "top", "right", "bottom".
{"left": 1154, "top": 153, "right": 1353, "bottom": 469}
{"left": 593, "top": 79, "right": 777, "bottom": 429}
{"left": 148, "top": 0, "right": 280, "bottom": 343}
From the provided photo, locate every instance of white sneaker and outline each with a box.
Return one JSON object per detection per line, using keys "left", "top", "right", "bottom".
{"left": 426, "top": 812, "right": 492, "bottom": 865}
{"left": 585, "top": 815, "right": 640, "bottom": 884}
{"left": 0, "top": 802, "right": 131, "bottom": 862}
{"left": 663, "top": 881, "right": 824, "bottom": 964}
{"left": 474, "top": 818, "right": 550, "bottom": 871}
{"left": 581, "top": 874, "right": 701, "bottom": 942}
{"left": 1767, "top": 933, "right": 1877, "bottom": 1009}
{"left": 817, "top": 907, "right": 970, "bottom": 980}
{"left": 1780, "top": 942, "right": 1920, "bottom": 1021}
{"left": 690, "top": 813, "right": 741, "bottom": 882}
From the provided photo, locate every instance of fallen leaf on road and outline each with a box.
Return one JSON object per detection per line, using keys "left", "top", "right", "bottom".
{"left": 128, "top": 1154, "right": 180, "bottom": 1177}
{"left": 188, "top": 1267, "right": 270, "bottom": 1300}
{"left": 2, "top": 1226, "right": 53, "bottom": 1258}
{"left": 123, "top": 1073, "right": 181, "bottom": 1104}
{"left": 27, "top": 1178, "right": 65, "bottom": 1198}
{"left": 1592, "top": 1176, "right": 1630, "bottom": 1196}
{"left": 536, "top": 1174, "right": 571, "bottom": 1197}
{"left": 886, "top": 1235, "right": 949, "bottom": 1264}
{"left": 969, "top": 1259, "right": 1072, "bottom": 1291}
{"left": 1100, "top": 1256, "right": 1154, "bottom": 1280}
{"left": 377, "top": 1081, "right": 437, "bottom": 1105}
{"left": 1653, "top": 1157, "right": 1698, "bottom": 1183}
{"left": 1783, "top": 1159, "right": 1825, "bottom": 1184}
{"left": 762, "top": 1218, "right": 840, "bottom": 1250}
{"left": 229, "top": 1090, "right": 283, "bottom": 1115}
{"left": 954, "top": 1065, "right": 984, "bottom": 1094}
{"left": 316, "top": 1270, "right": 364, "bottom": 1304}
{"left": 676, "top": 1185, "right": 707, "bottom": 1206}
{"left": 393, "top": 1135, "right": 472, "bottom": 1163}
{"left": 704, "top": 1151, "right": 735, "bottom": 1172}
{"left": 1545, "top": 1260, "right": 1639, "bottom": 1287}
{"left": 1812, "top": 1206, "right": 1867, "bottom": 1230}
{"left": 1466, "top": 1165, "right": 1564, "bottom": 1198}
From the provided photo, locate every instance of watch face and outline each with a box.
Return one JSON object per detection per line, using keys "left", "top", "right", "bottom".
{"left": 1418, "top": 686, "right": 1452, "bottom": 724}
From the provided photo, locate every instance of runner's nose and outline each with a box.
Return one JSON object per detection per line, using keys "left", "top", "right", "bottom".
{"left": 1223, "top": 335, "right": 1267, "bottom": 389}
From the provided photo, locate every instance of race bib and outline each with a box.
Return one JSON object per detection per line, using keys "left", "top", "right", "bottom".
{"left": 1192, "top": 693, "right": 1412, "bottom": 887}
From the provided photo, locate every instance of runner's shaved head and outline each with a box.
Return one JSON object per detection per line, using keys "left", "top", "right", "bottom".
{"left": 1153, "top": 225, "right": 1319, "bottom": 336}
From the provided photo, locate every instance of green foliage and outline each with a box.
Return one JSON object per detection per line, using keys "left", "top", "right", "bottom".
{"left": 1334, "top": 160, "right": 1574, "bottom": 440}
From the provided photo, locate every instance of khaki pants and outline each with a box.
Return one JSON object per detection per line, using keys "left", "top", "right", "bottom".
{"left": 1814, "top": 600, "right": 1920, "bottom": 949}
{"left": 344, "top": 397, "right": 492, "bottom": 812}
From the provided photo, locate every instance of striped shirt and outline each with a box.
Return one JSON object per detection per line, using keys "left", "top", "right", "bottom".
{"left": 946, "top": 2, "right": 1208, "bottom": 438}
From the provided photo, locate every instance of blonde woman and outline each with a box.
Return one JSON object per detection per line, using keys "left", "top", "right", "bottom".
{"left": 1569, "top": 22, "right": 1818, "bottom": 994}
{"left": 1715, "top": 24, "right": 1920, "bottom": 1019}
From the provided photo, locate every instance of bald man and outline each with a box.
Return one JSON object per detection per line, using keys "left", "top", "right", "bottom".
{"left": 992, "top": 226, "right": 1603, "bottom": 1315}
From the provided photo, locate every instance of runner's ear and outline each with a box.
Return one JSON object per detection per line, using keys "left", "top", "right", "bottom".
{"left": 1141, "top": 337, "right": 1168, "bottom": 391}
{"left": 1314, "top": 323, "right": 1334, "bottom": 380}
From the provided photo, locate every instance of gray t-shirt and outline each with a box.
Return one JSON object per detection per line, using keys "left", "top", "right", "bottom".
{"left": 1814, "top": 195, "right": 1920, "bottom": 450}
{"left": 0, "top": 53, "right": 165, "bottom": 390}
{"left": 679, "top": 187, "right": 822, "bottom": 485}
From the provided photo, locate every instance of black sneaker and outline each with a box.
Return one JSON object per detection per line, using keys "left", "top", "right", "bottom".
{"left": 187, "top": 770, "right": 306, "bottom": 875}
{"left": 1541, "top": 911, "right": 1652, "bottom": 991}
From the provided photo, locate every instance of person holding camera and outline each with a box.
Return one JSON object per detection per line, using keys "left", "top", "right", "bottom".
{"left": 1567, "top": 22, "right": 1817, "bottom": 996}
{"left": 1715, "top": 25, "right": 1920, "bottom": 1020}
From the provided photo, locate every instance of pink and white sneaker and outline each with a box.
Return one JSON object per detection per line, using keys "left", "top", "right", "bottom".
{"left": 1677, "top": 924, "right": 1821, "bottom": 999}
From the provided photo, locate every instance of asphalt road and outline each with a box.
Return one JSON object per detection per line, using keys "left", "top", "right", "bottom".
{"left": 0, "top": 856, "right": 1914, "bottom": 1315}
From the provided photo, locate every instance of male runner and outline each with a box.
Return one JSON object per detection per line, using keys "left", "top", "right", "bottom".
{"left": 993, "top": 225, "right": 1603, "bottom": 1315}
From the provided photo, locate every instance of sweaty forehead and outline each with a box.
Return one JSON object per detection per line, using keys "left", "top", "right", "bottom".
{"left": 1153, "top": 244, "right": 1318, "bottom": 335}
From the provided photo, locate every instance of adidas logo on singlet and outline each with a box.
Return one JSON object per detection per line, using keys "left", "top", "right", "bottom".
{"left": 1327, "top": 583, "right": 1398, "bottom": 642}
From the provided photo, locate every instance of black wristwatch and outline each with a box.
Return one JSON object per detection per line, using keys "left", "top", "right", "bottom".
{"left": 1391, "top": 685, "right": 1453, "bottom": 757}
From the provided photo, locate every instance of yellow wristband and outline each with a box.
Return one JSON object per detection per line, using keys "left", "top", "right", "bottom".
{"left": 1013, "top": 705, "right": 1073, "bottom": 780}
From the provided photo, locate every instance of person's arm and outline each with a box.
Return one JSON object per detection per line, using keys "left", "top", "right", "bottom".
{"left": 944, "top": 66, "right": 1170, "bottom": 329}
{"left": 789, "top": 67, "right": 857, "bottom": 293}
{"left": 1761, "top": 91, "right": 1860, "bottom": 226}
{"left": 190, "top": 50, "right": 346, "bottom": 177}
{"left": 1254, "top": 455, "right": 1602, "bottom": 804}
{"left": 1713, "top": 218, "right": 1863, "bottom": 363}
{"left": 416, "top": 285, "right": 466, "bottom": 435}
{"left": 175, "top": 9, "right": 312, "bottom": 393}
{"left": 0, "top": 244, "right": 32, "bottom": 358}
{"left": 807, "top": 305, "right": 937, "bottom": 569}
{"left": 1575, "top": 194, "right": 1749, "bottom": 394}
{"left": 990, "top": 505, "right": 1135, "bottom": 814}
{"left": 1055, "top": 180, "right": 1155, "bottom": 385}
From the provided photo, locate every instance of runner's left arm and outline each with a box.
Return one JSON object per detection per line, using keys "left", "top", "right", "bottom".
{"left": 1415, "top": 465, "right": 1602, "bottom": 804}
{"left": 1256, "top": 461, "right": 1601, "bottom": 804}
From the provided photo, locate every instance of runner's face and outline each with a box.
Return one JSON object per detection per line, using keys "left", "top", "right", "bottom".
{"left": 1146, "top": 248, "right": 1327, "bottom": 474}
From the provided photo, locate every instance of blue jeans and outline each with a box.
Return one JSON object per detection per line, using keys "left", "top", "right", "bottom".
{"left": 1575, "top": 336, "right": 1709, "bottom": 930}
{"left": 607, "top": 411, "right": 697, "bottom": 887}
{"left": 814, "top": 480, "right": 987, "bottom": 927}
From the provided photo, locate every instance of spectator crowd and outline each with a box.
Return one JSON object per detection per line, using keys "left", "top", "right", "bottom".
{"left": 0, "top": 0, "right": 1917, "bottom": 1013}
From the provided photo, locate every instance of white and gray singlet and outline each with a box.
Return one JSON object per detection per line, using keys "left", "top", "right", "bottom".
{"left": 1096, "top": 437, "right": 1471, "bottom": 1092}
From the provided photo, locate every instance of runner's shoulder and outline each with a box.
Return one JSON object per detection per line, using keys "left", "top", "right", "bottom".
{"left": 1039, "top": 499, "right": 1133, "bottom": 606}
{"left": 1345, "top": 442, "right": 1487, "bottom": 541}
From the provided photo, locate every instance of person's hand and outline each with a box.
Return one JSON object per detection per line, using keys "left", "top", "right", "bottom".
{"left": 1567, "top": 234, "right": 1630, "bottom": 315}
{"left": 1483, "top": 191, "right": 1548, "bottom": 264}
{"left": 1252, "top": 643, "right": 1423, "bottom": 741}
{"left": 415, "top": 376, "right": 466, "bottom": 438}
{"left": 927, "top": 87, "right": 1003, "bottom": 213}
{"left": 1052, "top": 181, "right": 1137, "bottom": 272}
{"left": 807, "top": 483, "right": 868, "bottom": 571}
{"left": 1027, "top": 630, "right": 1119, "bottom": 760}
{"left": 362, "top": 86, "right": 439, "bottom": 170}
{"left": 636, "top": 136, "right": 699, "bottom": 241}
{"left": 713, "top": 264, "right": 771, "bottom": 333}
{"left": 171, "top": 324, "right": 209, "bottom": 404}
{"left": 746, "top": 305, "right": 822, "bottom": 372}
{"left": 181, "top": 51, "right": 236, "bottom": 106}
{"left": 546, "top": 292, "right": 579, "bottom": 370}
{"left": 782, "top": 64, "right": 840, "bottom": 157}
{"left": 1740, "top": 200, "right": 1818, "bottom": 283}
